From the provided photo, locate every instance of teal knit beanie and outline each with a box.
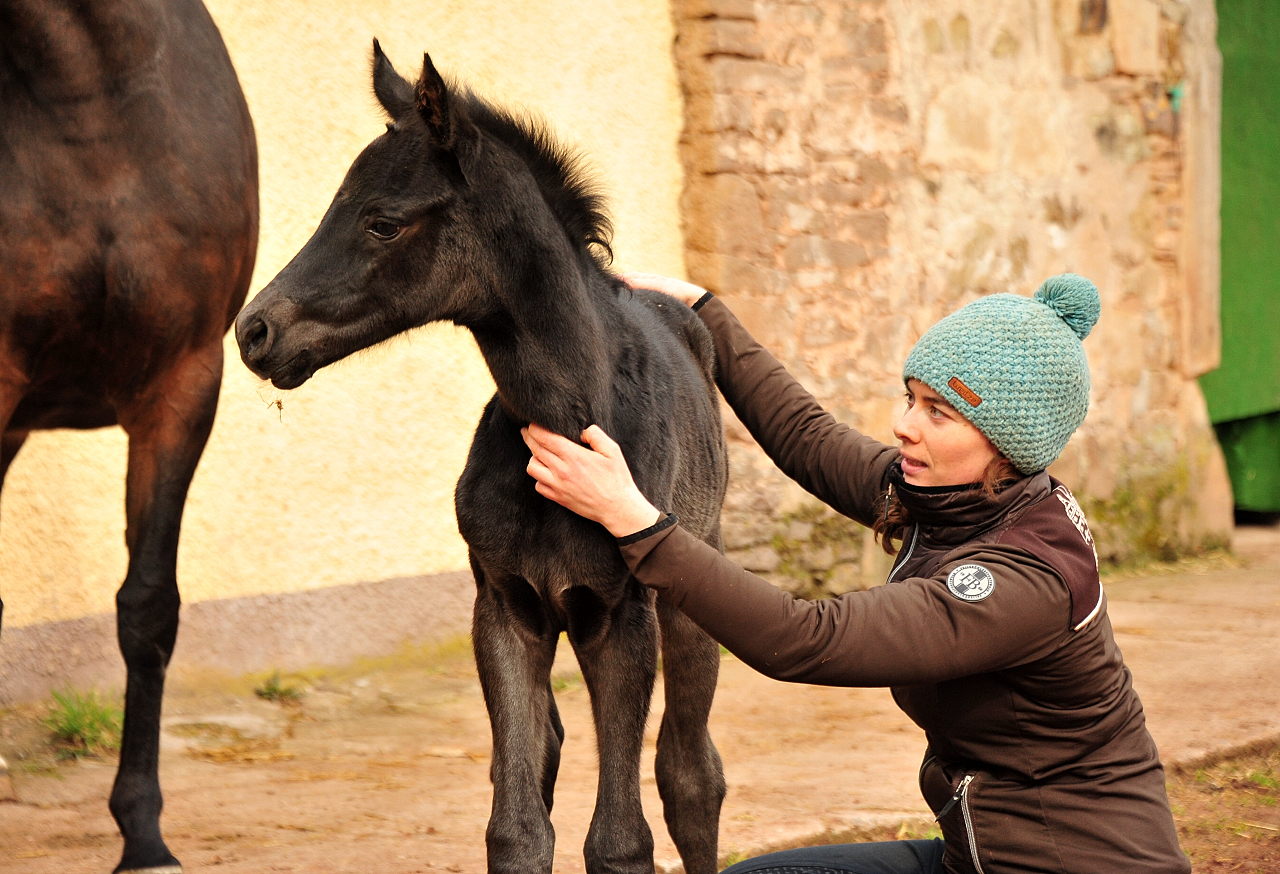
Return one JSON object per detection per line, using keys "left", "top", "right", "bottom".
{"left": 901, "top": 273, "right": 1100, "bottom": 474}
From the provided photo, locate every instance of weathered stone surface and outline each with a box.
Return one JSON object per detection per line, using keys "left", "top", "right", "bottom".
{"left": 729, "top": 545, "right": 782, "bottom": 573}
{"left": 674, "top": 0, "right": 1230, "bottom": 566}
{"left": 921, "top": 77, "right": 998, "bottom": 174}
{"left": 678, "top": 0, "right": 757, "bottom": 20}
{"left": 1111, "top": 0, "right": 1164, "bottom": 75}
{"left": 685, "top": 18, "right": 764, "bottom": 58}
{"left": 684, "top": 173, "right": 766, "bottom": 257}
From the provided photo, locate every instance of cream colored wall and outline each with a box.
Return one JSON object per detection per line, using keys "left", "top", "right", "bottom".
{"left": 0, "top": 1, "right": 686, "bottom": 628}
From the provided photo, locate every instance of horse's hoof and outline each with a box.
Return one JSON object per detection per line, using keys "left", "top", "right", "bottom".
{"left": 118, "top": 867, "right": 183, "bottom": 874}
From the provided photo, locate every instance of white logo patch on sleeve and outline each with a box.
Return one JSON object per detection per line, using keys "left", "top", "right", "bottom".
{"left": 946, "top": 564, "right": 996, "bottom": 602}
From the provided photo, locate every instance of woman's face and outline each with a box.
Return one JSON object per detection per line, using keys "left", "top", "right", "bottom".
{"left": 893, "top": 379, "right": 1000, "bottom": 487}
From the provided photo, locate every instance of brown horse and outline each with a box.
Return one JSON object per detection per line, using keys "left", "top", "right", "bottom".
{"left": 236, "top": 43, "right": 727, "bottom": 874}
{"left": 0, "top": 1, "right": 258, "bottom": 870}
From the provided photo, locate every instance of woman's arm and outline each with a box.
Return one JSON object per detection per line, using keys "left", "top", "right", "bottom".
{"left": 624, "top": 273, "right": 897, "bottom": 525}
{"left": 522, "top": 422, "right": 1070, "bottom": 686}
{"left": 622, "top": 522, "right": 1073, "bottom": 687}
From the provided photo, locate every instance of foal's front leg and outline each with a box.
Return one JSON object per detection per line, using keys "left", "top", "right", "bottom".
{"left": 472, "top": 558, "right": 564, "bottom": 874}
{"left": 568, "top": 580, "right": 659, "bottom": 874}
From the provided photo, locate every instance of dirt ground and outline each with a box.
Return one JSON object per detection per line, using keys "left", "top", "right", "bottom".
{"left": 3, "top": 524, "right": 1279, "bottom": 874}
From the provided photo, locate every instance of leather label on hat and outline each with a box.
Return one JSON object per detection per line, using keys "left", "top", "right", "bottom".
{"left": 948, "top": 376, "right": 982, "bottom": 407}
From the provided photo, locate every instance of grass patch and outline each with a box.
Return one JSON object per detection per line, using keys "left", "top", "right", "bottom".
{"left": 551, "top": 671, "right": 583, "bottom": 693}
{"left": 42, "top": 686, "right": 122, "bottom": 759}
{"left": 254, "top": 671, "right": 304, "bottom": 704}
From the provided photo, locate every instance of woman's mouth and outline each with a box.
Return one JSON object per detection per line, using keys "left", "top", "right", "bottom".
{"left": 899, "top": 454, "right": 928, "bottom": 477}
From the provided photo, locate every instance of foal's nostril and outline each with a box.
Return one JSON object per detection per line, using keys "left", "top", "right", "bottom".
{"left": 237, "top": 315, "right": 271, "bottom": 362}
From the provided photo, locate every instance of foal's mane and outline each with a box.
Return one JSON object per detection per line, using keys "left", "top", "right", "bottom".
{"left": 461, "top": 90, "right": 616, "bottom": 269}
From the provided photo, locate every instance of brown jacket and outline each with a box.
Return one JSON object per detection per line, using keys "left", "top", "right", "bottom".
{"left": 618, "top": 296, "right": 1188, "bottom": 874}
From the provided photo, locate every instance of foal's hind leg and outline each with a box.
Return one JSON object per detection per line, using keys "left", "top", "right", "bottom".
{"left": 472, "top": 557, "right": 564, "bottom": 874}
{"left": 568, "top": 581, "right": 659, "bottom": 874}
{"left": 655, "top": 597, "right": 725, "bottom": 874}
{"left": 110, "top": 344, "right": 223, "bottom": 874}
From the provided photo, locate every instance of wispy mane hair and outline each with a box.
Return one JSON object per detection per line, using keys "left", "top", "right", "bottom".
{"left": 458, "top": 87, "right": 615, "bottom": 268}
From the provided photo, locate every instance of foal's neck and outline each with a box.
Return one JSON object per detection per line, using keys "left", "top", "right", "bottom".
{"left": 470, "top": 261, "right": 623, "bottom": 438}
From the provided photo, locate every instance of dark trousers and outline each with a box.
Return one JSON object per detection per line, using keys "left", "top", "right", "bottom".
{"left": 720, "top": 839, "right": 945, "bottom": 874}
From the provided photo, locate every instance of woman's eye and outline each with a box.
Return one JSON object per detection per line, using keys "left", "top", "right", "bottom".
{"left": 368, "top": 220, "right": 401, "bottom": 240}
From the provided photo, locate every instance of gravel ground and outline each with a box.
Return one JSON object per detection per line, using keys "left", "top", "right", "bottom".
{"left": 2, "top": 524, "right": 1278, "bottom": 873}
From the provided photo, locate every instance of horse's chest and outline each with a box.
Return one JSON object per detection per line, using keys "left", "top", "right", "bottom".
{"left": 455, "top": 426, "right": 626, "bottom": 596}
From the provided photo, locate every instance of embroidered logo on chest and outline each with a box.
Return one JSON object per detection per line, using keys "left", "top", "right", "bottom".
{"left": 946, "top": 564, "right": 996, "bottom": 602}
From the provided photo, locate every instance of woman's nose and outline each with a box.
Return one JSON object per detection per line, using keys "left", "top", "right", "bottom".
{"left": 893, "top": 409, "right": 918, "bottom": 443}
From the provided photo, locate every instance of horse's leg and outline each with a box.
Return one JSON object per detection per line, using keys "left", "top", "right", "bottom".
{"left": 109, "top": 342, "right": 223, "bottom": 874}
{"left": 471, "top": 555, "right": 563, "bottom": 874}
{"left": 654, "top": 596, "right": 725, "bottom": 874}
{"left": 568, "top": 581, "right": 658, "bottom": 874}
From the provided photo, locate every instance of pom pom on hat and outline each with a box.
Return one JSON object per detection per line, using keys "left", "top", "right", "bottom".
{"left": 1034, "top": 273, "right": 1100, "bottom": 340}
{"left": 902, "top": 274, "right": 1100, "bottom": 474}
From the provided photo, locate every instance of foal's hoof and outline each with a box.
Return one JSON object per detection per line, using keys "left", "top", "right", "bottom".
{"left": 118, "top": 867, "right": 183, "bottom": 873}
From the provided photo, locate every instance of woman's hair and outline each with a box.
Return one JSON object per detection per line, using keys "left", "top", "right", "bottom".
{"left": 871, "top": 455, "right": 1022, "bottom": 555}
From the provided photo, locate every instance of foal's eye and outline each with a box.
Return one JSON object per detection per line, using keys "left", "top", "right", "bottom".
{"left": 367, "top": 220, "right": 401, "bottom": 240}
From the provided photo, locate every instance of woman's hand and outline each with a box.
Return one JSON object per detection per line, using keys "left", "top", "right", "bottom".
{"left": 621, "top": 272, "right": 709, "bottom": 308}
{"left": 521, "top": 423, "right": 662, "bottom": 538}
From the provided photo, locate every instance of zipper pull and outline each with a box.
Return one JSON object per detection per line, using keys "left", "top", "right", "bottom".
{"left": 934, "top": 773, "right": 973, "bottom": 822}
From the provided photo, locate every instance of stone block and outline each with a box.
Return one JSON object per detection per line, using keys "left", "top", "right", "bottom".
{"left": 992, "top": 29, "right": 1020, "bottom": 58}
{"left": 869, "top": 99, "right": 908, "bottom": 123}
{"left": 685, "top": 18, "right": 763, "bottom": 59}
{"left": 683, "top": 173, "right": 766, "bottom": 257}
{"left": 784, "top": 236, "right": 830, "bottom": 272}
{"left": 717, "top": 290, "right": 797, "bottom": 353}
{"left": 826, "top": 562, "right": 868, "bottom": 594}
{"left": 685, "top": 92, "right": 754, "bottom": 133}
{"left": 1074, "top": 35, "right": 1117, "bottom": 79}
{"left": 923, "top": 18, "right": 945, "bottom": 53}
{"left": 710, "top": 57, "right": 805, "bottom": 95}
{"left": 921, "top": 76, "right": 998, "bottom": 174}
{"left": 830, "top": 240, "right": 870, "bottom": 270}
{"left": 729, "top": 545, "right": 781, "bottom": 572}
{"left": 1111, "top": 0, "right": 1163, "bottom": 75}
{"left": 800, "top": 543, "right": 836, "bottom": 572}
{"left": 686, "top": 251, "right": 789, "bottom": 299}
{"left": 677, "top": 0, "right": 757, "bottom": 21}
{"left": 842, "top": 19, "right": 888, "bottom": 58}
{"left": 844, "top": 210, "right": 889, "bottom": 246}
{"left": 808, "top": 95, "right": 867, "bottom": 158}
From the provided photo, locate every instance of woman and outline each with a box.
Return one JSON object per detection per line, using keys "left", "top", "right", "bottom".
{"left": 521, "top": 273, "right": 1189, "bottom": 874}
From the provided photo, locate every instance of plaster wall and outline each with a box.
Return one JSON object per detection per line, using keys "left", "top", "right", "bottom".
{"left": 0, "top": 0, "right": 688, "bottom": 629}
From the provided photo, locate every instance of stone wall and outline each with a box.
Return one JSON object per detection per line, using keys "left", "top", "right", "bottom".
{"left": 673, "top": 0, "right": 1232, "bottom": 594}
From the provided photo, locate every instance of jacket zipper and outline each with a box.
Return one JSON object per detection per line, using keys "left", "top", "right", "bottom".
{"left": 933, "top": 772, "right": 971, "bottom": 821}
{"left": 960, "top": 776, "right": 986, "bottom": 874}
{"left": 886, "top": 524, "right": 919, "bottom": 585}
{"left": 934, "top": 773, "right": 985, "bottom": 873}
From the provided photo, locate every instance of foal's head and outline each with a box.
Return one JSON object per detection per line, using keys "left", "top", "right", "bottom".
{"left": 236, "top": 40, "right": 612, "bottom": 390}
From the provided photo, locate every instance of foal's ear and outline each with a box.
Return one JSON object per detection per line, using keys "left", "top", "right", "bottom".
{"left": 371, "top": 39, "right": 414, "bottom": 122}
{"left": 414, "top": 52, "right": 471, "bottom": 151}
